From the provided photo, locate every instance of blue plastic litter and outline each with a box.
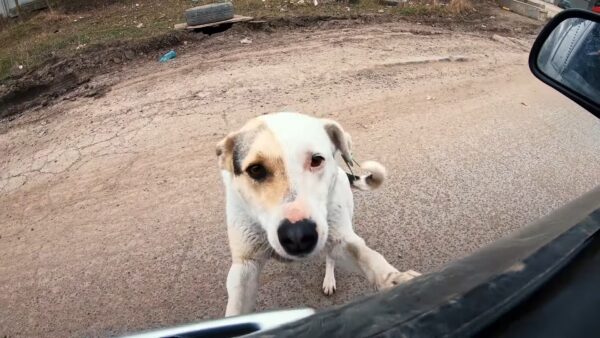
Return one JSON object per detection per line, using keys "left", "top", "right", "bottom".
{"left": 159, "top": 50, "right": 177, "bottom": 63}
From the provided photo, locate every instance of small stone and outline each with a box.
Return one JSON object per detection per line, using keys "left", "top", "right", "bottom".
{"left": 124, "top": 50, "right": 135, "bottom": 60}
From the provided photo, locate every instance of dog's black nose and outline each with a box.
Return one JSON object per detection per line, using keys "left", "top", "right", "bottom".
{"left": 278, "top": 219, "right": 318, "bottom": 256}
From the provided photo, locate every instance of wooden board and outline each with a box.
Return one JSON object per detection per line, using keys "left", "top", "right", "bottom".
{"left": 183, "top": 15, "right": 254, "bottom": 30}
{"left": 174, "top": 23, "right": 188, "bottom": 31}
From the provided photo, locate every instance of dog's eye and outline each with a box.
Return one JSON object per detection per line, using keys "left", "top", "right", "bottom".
{"left": 246, "top": 164, "right": 268, "bottom": 181}
{"left": 310, "top": 155, "right": 325, "bottom": 168}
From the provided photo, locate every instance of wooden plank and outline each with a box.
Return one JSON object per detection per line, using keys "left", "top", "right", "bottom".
{"left": 184, "top": 15, "right": 254, "bottom": 30}
{"left": 174, "top": 23, "right": 188, "bottom": 31}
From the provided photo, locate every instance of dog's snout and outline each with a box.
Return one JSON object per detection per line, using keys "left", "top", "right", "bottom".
{"left": 277, "top": 219, "right": 318, "bottom": 256}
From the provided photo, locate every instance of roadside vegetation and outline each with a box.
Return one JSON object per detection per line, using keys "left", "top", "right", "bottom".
{"left": 0, "top": 0, "right": 473, "bottom": 82}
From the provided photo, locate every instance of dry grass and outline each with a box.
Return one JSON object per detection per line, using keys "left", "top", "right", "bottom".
{"left": 0, "top": 0, "right": 450, "bottom": 81}
{"left": 448, "top": 0, "right": 473, "bottom": 15}
{"left": 0, "top": 1, "right": 190, "bottom": 81}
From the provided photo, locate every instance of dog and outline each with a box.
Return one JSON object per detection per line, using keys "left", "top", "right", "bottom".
{"left": 217, "top": 112, "right": 419, "bottom": 316}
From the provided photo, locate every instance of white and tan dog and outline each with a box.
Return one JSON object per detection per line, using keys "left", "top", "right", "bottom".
{"left": 217, "top": 112, "right": 418, "bottom": 316}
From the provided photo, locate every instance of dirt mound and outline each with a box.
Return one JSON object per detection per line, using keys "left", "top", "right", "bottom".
{"left": 0, "top": 32, "right": 186, "bottom": 119}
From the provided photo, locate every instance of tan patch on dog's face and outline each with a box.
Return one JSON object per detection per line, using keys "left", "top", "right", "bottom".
{"left": 218, "top": 118, "right": 289, "bottom": 210}
{"left": 216, "top": 117, "right": 264, "bottom": 173}
{"left": 236, "top": 127, "right": 289, "bottom": 209}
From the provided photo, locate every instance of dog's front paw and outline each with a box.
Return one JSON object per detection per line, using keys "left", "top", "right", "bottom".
{"left": 376, "top": 269, "right": 421, "bottom": 290}
{"left": 322, "top": 274, "right": 336, "bottom": 296}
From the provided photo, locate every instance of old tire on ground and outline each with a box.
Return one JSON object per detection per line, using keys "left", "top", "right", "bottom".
{"left": 185, "top": 3, "right": 234, "bottom": 26}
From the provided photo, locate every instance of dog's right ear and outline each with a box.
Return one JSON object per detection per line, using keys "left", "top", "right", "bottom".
{"left": 216, "top": 133, "right": 236, "bottom": 172}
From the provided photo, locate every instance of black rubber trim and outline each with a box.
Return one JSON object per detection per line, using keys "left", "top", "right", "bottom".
{"left": 252, "top": 185, "right": 600, "bottom": 337}
{"left": 479, "top": 234, "right": 600, "bottom": 337}
{"left": 528, "top": 9, "right": 600, "bottom": 118}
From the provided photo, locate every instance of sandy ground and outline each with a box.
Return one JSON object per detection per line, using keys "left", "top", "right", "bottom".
{"left": 1, "top": 19, "right": 600, "bottom": 338}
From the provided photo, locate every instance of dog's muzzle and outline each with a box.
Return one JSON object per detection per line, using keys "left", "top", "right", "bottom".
{"left": 277, "top": 219, "right": 318, "bottom": 256}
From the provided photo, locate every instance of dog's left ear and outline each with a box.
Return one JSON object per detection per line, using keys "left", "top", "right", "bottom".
{"left": 322, "top": 119, "right": 353, "bottom": 164}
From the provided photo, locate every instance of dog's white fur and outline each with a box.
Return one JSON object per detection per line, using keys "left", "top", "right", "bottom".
{"left": 217, "top": 112, "right": 417, "bottom": 316}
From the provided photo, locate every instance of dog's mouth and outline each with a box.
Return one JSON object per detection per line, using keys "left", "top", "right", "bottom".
{"left": 270, "top": 245, "right": 323, "bottom": 262}
{"left": 271, "top": 251, "right": 294, "bottom": 263}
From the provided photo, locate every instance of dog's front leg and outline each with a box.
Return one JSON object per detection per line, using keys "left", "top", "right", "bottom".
{"left": 225, "top": 258, "right": 264, "bottom": 317}
{"left": 322, "top": 255, "right": 336, "bottom": 295}
{"left": 341, "top": 232, "right": 419, "bottom": 290}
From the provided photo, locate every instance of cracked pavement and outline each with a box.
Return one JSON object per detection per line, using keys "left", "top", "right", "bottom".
{"left": 1, "top": 20, "right": 600, "bottom": 338}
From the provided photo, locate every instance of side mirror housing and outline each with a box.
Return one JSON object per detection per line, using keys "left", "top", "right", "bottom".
{"left": 529, "top": 9, "right": 600, "bottom": 118}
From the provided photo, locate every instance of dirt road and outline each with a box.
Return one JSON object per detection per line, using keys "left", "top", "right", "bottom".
{"left": 2, "top": 18, "right": 600, "bottom": 337}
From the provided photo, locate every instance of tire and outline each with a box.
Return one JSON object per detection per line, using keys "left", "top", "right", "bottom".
{"left": 185, "top": 2, "right": 234, "bottom": 26}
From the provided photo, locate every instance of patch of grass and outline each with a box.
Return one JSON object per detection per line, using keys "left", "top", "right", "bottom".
{"left": 448, "top": 0, "right": 473, "bottom": 15}
{"left": 0, "top": 1, "right": 187, "bottom": 81}
{"left": 219, "top": 0, "right": 444, "bottom": 19}
{"left": 0, "top": 0, "right": 452, "bottom": 82}
{"left": 0, "top": 57, "right": 11, "bottom": 78}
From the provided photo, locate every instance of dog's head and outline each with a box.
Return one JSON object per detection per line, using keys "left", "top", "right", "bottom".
{"left": 217, "top": 112, "right": 353, "bottom": 260}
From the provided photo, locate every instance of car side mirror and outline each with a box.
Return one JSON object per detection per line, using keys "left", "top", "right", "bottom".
{"left": 529, "top": 10, "right": 600, "bottom": 118}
